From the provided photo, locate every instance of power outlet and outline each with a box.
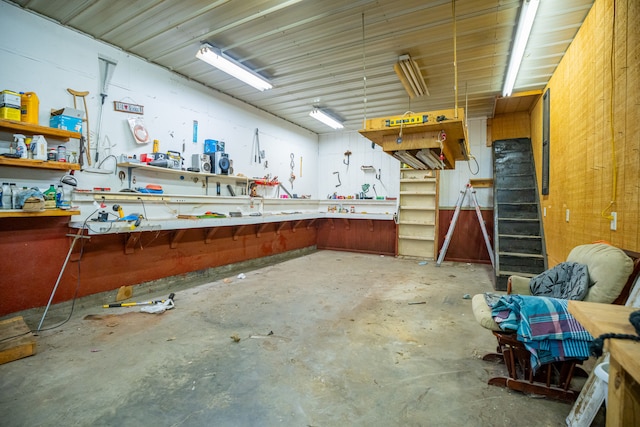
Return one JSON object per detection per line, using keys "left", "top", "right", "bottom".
{"left": 543, "top": 207, "right": 547, "bottom": 217}
{"left": 611, "top": 212, "right": 617, "bottom": 231}
{"left": 565, "top": 209, "right": 570, "bottom": 222}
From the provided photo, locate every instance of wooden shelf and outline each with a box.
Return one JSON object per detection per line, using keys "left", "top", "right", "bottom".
{"left": 0, "top": 209, "right": 79, "bottom": 218}
{"left": 0, "top": 157, "right": 80, "bottom": 171}
{"left": 118, "top": 162, "right": 248, "bottom": 182}
{"left": 0, "top": 118, "right": 81, "bottom": 141}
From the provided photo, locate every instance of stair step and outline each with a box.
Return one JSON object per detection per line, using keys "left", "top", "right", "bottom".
{"left": 498, "top": 217, "right": 539, "bottom": 222}
{"left": 499, "top": 252, "right": 544, "bottom": 258}
{"left": 498, "top": 202, "right": 538, "bottom": 206}
{"left": 498, "top": 234, "right": 542, "bottom": 239}
{"left": 496, "top": 271, "right": 538, "bottom": 278}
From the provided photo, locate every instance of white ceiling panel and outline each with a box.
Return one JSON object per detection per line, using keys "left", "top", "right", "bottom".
{"left": 6, "top": 0, "right": 595, "bottom": 133}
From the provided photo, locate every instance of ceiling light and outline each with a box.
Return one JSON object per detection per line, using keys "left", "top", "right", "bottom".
{"left": 309, "top": 108, "right": 344, "bottom": 129}
{"left": 502, "top": 0, "right": 540, "bottom": 96}
{"left": 196, "top": 43, "right": 272, "bottom": 91}
{"left": 394, "top": 54, "right": 429, "bottom": 98}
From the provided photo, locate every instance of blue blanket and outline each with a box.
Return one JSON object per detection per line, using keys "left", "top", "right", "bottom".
{"left": 489, "top": 294, "right": 593, "bottom": 372}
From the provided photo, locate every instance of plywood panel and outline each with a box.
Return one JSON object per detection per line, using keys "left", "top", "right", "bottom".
{"left": 532, "top": 0, "right": 640, "bottom": 264}
{"left": 437, "top": 209, "right": 494, "bottom": 264}
{"left": 489, "top": 111, "right": 531, "bottom": 142}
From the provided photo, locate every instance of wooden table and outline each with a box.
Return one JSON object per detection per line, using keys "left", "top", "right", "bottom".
{"left": 568, "top": 301, "right": 640, "bottom": 426}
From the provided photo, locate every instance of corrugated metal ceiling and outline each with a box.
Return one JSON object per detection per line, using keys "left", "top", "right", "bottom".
{"left": 5, "top": 0, "right": 595, "bottom": 134}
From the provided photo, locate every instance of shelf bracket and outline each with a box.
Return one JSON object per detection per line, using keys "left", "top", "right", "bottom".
{"left": 292, "top": 220, "right": 305, "bottom": 233}
{"left": 170, "top": 229, "right": 186, "bottom": 249}
{"left": 327, "top": 218, "right": 335, "bottom": 230}
{"left": 256, "top": 223, "right": 269, "bottom": 238}
{"left": 275, "top": 222, "right": 288, "bottom": 236}
{"left": 306, "top": 218, "right": 317, "bottom": 229}
{"left": 342, "top": 218, "right": 350, "bottom": 230}
{"left": 205, "top": 227, "right": 219, "bottom": 244}
{"left": 367, "top": 219, "right": 374, "bottom": 232}
{"left": 232, "top": 225, "right": 246, "bottom": 241}
{"left": 124, "top": 233, "right": 141, "bottom": 254}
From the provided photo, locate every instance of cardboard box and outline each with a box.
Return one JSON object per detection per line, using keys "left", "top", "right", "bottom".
{"left": 0, "top": 106, "right": 20, "bottom": 121}
{"left": 49, "top": 107, "right": 83, "bottom": 133}
{"left": 0, "top": 90, "right": 21, "bottom": 109}
{"left": 204, "top": 139, "right": 218, "bottom": 154}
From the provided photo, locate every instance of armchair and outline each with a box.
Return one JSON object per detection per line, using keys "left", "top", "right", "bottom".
{"left": 472, "top": 243, "right": 636, "bottom": 401}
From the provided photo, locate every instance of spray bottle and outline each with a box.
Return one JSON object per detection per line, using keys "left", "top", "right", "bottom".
{"left": 13, "top": 134, "right": 27, "bottom": 159}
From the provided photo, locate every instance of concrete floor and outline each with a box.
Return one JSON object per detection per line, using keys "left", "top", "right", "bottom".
{"left": 1, "top": 250, "right": 600, "bottom": 426}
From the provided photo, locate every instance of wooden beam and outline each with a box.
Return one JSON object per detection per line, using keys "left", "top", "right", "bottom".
{"left": 232, "top": 225, "right": 246, "bottom": 241}
{"left": 0, "top": 316, "right": 36, "bottom": 365}
{"left": 256, "top": 223, "right": 269, "bottom": 238}
{"left": 205, "top": 228, "right": 219, "bottom": 244}
{"left": 292, "top": 220, "right": 304, "bottom": 233}
{"left": 275, "top": 222, "right": 287, "bottom": 236}
{"left": 170, "top": 229, "right": 186, "bottom": 249}
{"left": 124, "top": 234, "right": 140, "bottom": 254}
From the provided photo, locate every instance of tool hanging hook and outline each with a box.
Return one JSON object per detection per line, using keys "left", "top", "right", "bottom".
{"left": 376, "top": 169, "right": 381, "bottom": 180}
{"left": 333, "top": 171, "right": 341, "bottom": 187}
{"left": 344, "top": 150, "right": 352, "bottom": 166}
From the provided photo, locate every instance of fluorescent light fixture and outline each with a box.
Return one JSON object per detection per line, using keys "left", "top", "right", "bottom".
{"left": 196, "top": 43, "right": 272, "bottom": 91}
{"left": 502, "top": 0, "right": 540, "bottom": 96}
{"left": 394, "top": 54, "right": 429, "bottom": 98}
{"left": 309, "top": 108, "right": 344, "bottom": 129}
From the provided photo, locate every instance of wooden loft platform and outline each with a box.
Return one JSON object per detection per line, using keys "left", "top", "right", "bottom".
{"left": 358, "top": 108, "right": 470, "bottom": 170}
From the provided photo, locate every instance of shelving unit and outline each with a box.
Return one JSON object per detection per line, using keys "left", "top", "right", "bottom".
{"left": 0, "top": 157, "right": 80, "bottom": 171}
{"left": 0, "top": 120, "right": 83, "bottom": 217}
{"left": 117, "top": 162, "right": 249, "bottom": 196}
{"left": 397, "top": 168, "right": 439, "bottom": 259}
{"left": 0, "top": 118, "right": 81, "bottom": 141}
{"left": 0, "top": 119, "right": 82, "bottom": 170}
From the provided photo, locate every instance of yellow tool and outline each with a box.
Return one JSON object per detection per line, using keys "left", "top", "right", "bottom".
{"left": 67, "top": 88, "right": 91, "bottom": 165}
{"left": 103, "top": 293, "right": 175, "bottom": 308}
{"left": 113, "top": 204, "right": 124, "bottom": 218}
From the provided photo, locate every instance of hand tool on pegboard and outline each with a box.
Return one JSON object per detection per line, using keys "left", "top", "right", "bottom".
{"left": 67, "top": 88, "right": 92, "bottom": 165}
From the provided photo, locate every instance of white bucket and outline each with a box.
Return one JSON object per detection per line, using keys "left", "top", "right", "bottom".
{"left": 594, "top": 361, "right": 610, "bottom": 407}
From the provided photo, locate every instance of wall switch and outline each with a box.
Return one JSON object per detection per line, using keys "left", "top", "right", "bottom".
{"left": 611, "top": 212, "right": 617, "bottom": 231}
{"left": 565, "top": 209, "right": 570, "bottom": 222}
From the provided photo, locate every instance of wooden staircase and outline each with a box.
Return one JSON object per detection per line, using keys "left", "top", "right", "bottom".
{"left": 493, "top": 138, "right": 547, "bottom": 290}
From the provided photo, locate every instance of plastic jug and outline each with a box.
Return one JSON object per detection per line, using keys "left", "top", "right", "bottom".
{"left": 20, "top": 91, "right": 39, "bottom": 124}
{"left": 31, "top": 135, "right": 48, "bottom": 161}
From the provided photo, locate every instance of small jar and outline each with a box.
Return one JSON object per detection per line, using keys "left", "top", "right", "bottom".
{"left": 48, "top": 148, "right": 57, "bottom": 161}
{"left": 57, "top": 145, "right": 66, "bottom": 162}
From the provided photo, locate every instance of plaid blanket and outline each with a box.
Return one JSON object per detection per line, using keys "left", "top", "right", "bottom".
{"left": 488, "top": 294, "right": 593, "bottom": 372}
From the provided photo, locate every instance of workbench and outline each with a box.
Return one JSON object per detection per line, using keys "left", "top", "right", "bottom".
{"left": 568, "top": 301, "right": 640, "bottom": 426}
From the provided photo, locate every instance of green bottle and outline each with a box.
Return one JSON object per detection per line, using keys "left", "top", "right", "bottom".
{"left": 43, "top": 184, "right": 56, "bottom": 209}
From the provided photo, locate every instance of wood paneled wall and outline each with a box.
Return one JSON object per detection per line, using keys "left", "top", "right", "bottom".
{"left": 530, "top": 0, "right": 639, "bottom": 266}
